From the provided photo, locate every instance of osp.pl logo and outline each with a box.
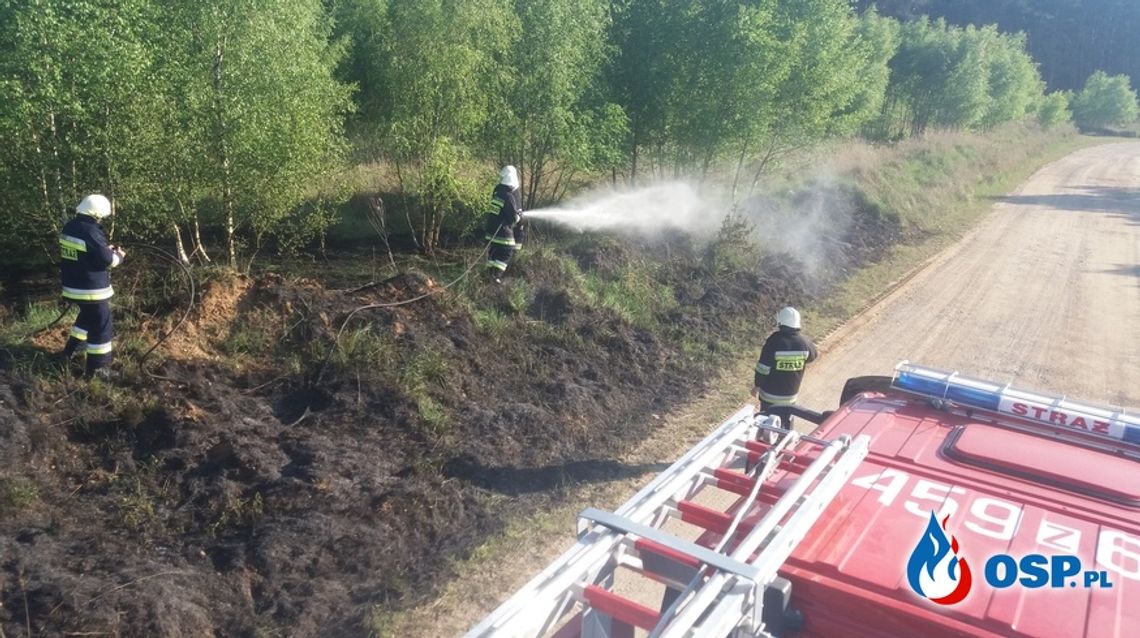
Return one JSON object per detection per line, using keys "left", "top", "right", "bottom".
{"left": 907, "top": 512, "right": 972, "bottom": 605}
{"left": 906, "top": 511, "right": 1114, "bottom": 605}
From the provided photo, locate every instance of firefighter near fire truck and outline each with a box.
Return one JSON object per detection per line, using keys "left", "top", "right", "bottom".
{"left": 751, "top": 306, "right": 818, "bottom": 429}
{"left": 484, "top": 165, "right": 526, "bottom": 284}
{"left": 58, "top": 194, "right": 125, "bottom": 380}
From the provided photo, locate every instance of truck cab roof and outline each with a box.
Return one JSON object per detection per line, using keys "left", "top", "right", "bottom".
{"left": 466, "top": 364, "right": 1140, "bottom": 638}
{"left": 781, "top": 389, "right": 1140, "bottom": 637}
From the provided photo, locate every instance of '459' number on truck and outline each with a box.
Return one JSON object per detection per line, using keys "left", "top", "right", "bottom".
{"left": 851, "top": 468, "right": 1140, "bottom": 581}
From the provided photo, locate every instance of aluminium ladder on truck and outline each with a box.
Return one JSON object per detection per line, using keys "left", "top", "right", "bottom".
{"left": 465, "top": 406, "right": 871, "bottom": 638}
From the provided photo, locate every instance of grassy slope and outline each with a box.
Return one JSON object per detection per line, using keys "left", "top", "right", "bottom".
{"left": 0, "top": 125, "right": 1108, "bottom": 638}
{"left": 377, "top": 125, "right": 1106, "bottom": 636}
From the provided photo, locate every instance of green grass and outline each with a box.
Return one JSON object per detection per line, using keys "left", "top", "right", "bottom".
{"left": 210, "top": 492, "right": 265, "bottom": 537}
{"left": 545, "top": 250, "right": 593, "bottom": 292}
{"left": 582, "top": 266, "right": 678, "bottom": 331}
{"left": 0, "top": 476, "right": 40, "bottom": 512}
{"left": 398, "top": 345, "right": 453, "bottom": 436}
{"left": 505, "top": 279, "right": 532, "bottom": 314}
{"left": 412, "top": 394, "right": 449, "bottom": 436}
{"left": 399, "top": 347, "right": 449, "bottom": 390}
{"left": 331, "top": 326, "right": 397, "bottom": 371}
{"left": 0, "top": 301, "right": 72, "bottom": 346}
{"left": 117, "top": 476, "right": 159, "bottom": 531}
{"left": 222, "top": 310, "right": 277, "bottom": 358}
{"left": 472, "top": 308, "right": 512, "bottom": 337}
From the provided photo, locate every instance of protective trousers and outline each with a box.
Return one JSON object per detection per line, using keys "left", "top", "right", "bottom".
{"left": 63, "top": 301, "right": 114, "bottom": 376}
{"left": 486, "top": 243, "right": 519, "bottom": 275}
{"left": 759, "top": 400, "right": 794, "bottom": 431}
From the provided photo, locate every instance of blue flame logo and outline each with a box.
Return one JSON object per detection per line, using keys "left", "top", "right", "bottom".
{"left": 907, "top": 512, "right": 973, "bottom": 605}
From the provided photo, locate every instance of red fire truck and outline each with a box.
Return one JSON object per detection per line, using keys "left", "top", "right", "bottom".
{"left": 466, "top": 363, "right": 1140, "bottom": 637}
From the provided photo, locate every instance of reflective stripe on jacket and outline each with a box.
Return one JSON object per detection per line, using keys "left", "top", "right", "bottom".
{"left": 753, "top": 327, "right": 818, "bottom": 404}
{"left": 60, "top": 215, "right": 116, "bottom": 300}
{"left": 483, "top": 183, "right": 523, "bottom": 247}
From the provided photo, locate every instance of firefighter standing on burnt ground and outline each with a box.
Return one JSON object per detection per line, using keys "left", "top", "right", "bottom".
{"left": 57, "top": 194, "right": 126, "bottom": 380}
{"left": 484, "top": 165, "right": 526, "bottom": 284}
{"left": 751, "top": 306, "right": 818, "bottom": 432}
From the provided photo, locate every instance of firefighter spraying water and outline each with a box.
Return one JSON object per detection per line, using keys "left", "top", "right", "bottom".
{"left": 484, "top": 166, "right": 527, "bottom": 284}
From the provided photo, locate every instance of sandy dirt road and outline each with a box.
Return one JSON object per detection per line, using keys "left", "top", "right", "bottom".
{"left": 800, "top": 141, "right": 1140, "bottom": 412}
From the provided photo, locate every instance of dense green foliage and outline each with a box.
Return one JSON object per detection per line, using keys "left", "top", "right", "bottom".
{"left": 1037, "top": 92, "right": 1073, "bottom": 129}
{"left": 0, "top": 0, "right": 351, "bottom": 268}
{"left": 874, "top": 19, "right": 1046, "bottom": 138}
{"left": 1070, "top": 71, "right": 1140, "bottom": 130}
{"left": 856, "top": 0, "right": 1140, "bottom": 94}
{"left": 0, "top": 0, "right": 1084, "bottom": 264}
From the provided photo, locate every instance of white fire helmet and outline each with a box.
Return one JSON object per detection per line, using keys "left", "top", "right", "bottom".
{"left": 499, "top": 165, "right": 520, "bottom": 190}
{"left": 76, "top": 194, "right": 112, "bottom": 219}
{"left": 777, "top": 306, "right": 801, "bottom": 329}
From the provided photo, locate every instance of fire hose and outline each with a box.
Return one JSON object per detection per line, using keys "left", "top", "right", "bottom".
{"left": 21, "top": 242, "right": 196, "bottom": 381}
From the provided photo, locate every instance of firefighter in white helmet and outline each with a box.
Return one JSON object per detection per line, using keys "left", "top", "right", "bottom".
{"left": 483, "top": 165, "right": 525, "bottom": 284}
{"left": 58, "top": 194, "right": 126, "bottom": 380}
{"left": 751, "top": 306, "right": 817, "bottom": 430}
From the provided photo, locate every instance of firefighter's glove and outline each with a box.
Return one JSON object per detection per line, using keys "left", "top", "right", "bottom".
{"left": 110, "top": 245, "right": 126, "bottom": 268}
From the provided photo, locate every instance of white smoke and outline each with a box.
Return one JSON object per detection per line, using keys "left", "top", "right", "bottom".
{"left": 736, "top": 176, "right": 856, "bottom": 279}
{"left": 526, "top": 177, "right": 858, "bottom": 281}
{"left": 524, "top": 182, "right": 725, "bottom": 238}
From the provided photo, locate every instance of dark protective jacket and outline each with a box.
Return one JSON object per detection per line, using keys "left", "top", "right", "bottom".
{"left": 753, "top": 327, "right": 818, "bottom": 405}
{"left": 59, "top": 214, "right": 119, "bottom": 301}
{"left": 483, "top": 183, "right": 524, "bottom": 248}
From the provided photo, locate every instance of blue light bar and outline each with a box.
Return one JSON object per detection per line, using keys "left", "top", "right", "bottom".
{"left": 892, "top": 362, "right": 1140, "bottom": 446}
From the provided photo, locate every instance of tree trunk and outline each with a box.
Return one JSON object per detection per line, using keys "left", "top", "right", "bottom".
{"left": 31, "top": 128, "right": 54, "bottom": 229}
{"left": 224, "top": 175, "right": 235, "bottom": 268}
{"left": 173, "top": 223, "right": 191, "bottom": 264}
{"left": 430, "top": 211, "right": 441, "bottom": 252}
{"left": 394, "top": 158, "right": 420, "bottom": 253}
{"left": 748, "top": 145, "right": 779, "bottom": 197}
{"left": 102, "top": 106, "right": 116, "bottom": 238}
{"left": 700, "top": 151, "right": 714, "bottom": 183}
{"left": 527, "top": 158, "right": 541, "bottom": 209}
{"left": 420, "top": 206, "right": 431, "bottom": 256}
{"left": 70, "top": 158, "right": 79, "bottom": 202}
{"left": 554, "top": 168, "right": 576, "bottom": 203}
{"left": 48, "top": 109, "right": 67, "bottom": 226}
{"left": 244, "top": 233, "right": 264, "bottom": 274}
{"left": 732, "top": 142, "right": 749, "bottom": 203}
{"left": 630, "top": 144, "right": 639, "bottom": 186}
{"left": 367, "top": 195, "right": 398, "bottom": 271}
{"left": 550, "top": 166, "right": 568, "bottom": 204}
{"left": 108, "top": 198, "right": 116, "bottom": 241}
{"left": 39, "top": 164, "right": 52, "bottom": 228}
{"left": 212, "top": 30, "right": 237, "bottom": 269}
{"left": 192, "top": 214, "right": 212, "bottom": 263}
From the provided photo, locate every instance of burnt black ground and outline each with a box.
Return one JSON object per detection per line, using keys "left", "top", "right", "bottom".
{"left": 0, "top": 200, "right": 899, "bottom": 637}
